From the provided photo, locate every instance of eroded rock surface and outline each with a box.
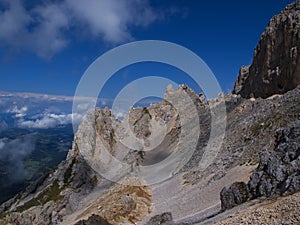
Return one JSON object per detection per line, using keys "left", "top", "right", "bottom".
{"left": 221, "top": 120, "right": 300, "bottom": 211}
{"left": 248, "top": 120, "right": 300, "bottom": 198}
{"left": 220, "top": 182, "right": 250, "bottom": 211}
{"left": 146, "top": 212, "right": 174, "bottom": 225}
{"left": 74, "top": 214, "right": 111, "bottom": 225}
{"left": 233, "top": 1, "right": 300, "bottom": 98}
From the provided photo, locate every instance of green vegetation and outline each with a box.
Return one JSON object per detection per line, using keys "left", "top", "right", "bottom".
{"left": 10, "top": 158, "right": 79, "bottom": 214}
{"left": 15, "top": 198, "right": 40, "bottom": 213}
{"left": 63, "top": 158, "right": 76, "bottom": 185}
{"left": 0, "top": 126, "right": 73, "bottom": 204}
{"left": 251, "top": 122, "right": 264, "bottom": 137}
{"left": 0, "top": 212, "right": 8, "bottom": 220}
{"left": 15, "top": 179, "right": 62, "bottom": 213}
{"left": 42, "top": 180, "right": 62, "bottom": 202}
{"left": 89, "top": 175, "right": 98, "bottom": 188}
{"left": 250, "top": 105, "right": 299, "bottom": 138}
{"left": 251, "top": 112, "right": 283, "bottom": 137}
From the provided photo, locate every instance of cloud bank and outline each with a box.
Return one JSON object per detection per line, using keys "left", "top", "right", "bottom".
{"left": 6, "top": 105, "right": 28, "bottom": 118}
{"left": 0, "top": 0, "right": 159, "bottom": 58}
{"left": 17, "top": 112, "right": 83, "bottom": 129}
{"left": 0, "top": 134, "right": 36, "bottom": 182}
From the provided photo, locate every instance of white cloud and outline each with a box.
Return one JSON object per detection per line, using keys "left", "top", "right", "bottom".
{"left": 65, "top": 0, "right": 157, "bottom": 43}
{"left": 0, "top": 138, "right": 6, "bottom": 149}
{"left": 115, "top": 111, "right": 125, "bottom": 120}
{"left": 17, "top": 112, "right": 84, "bottom": 129}
{"left": 112, "top": 105, "right": 129, "bottom": 120}
{"left": 6, "top": 105, "right": 27, "bottom": 113}
{"left": 0, "top": 0, "right": 31, "bottom": 45}
{"left": 18, "top": 113, "right": 70, "bottom": 128}
{"left": 0, "top": 0, "right": 160, "bottom": 58}
{"left": 29, "top": 3, "right": 69, "bottom": 58}
{"left": 15, "top": 113, "right": 24, "bottom": 118}
{"left": 0, "top": 134, "right": 36, "bottom": 182}
{"left": 6, "top": 105, "right": 28, "bottom": 117}
{"left": 76, "top": 102, "right": 94, "bottom": 111}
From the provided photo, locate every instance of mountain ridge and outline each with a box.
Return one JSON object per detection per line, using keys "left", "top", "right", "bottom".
{"left": 0, "top": 1, "right": 300, "bottom": 224}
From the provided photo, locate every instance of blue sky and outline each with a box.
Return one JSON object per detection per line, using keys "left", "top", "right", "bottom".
{"left": 0, "top": 0, "right": 294, "bottom": 98}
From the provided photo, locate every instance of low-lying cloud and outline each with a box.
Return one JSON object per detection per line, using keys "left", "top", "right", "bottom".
{"left": 0, "top": 0, "right": 160, "bottom": 58}
{"left": 0, "top": 134, "right": 36, "bottom": 182}
{"left": 6, "top": 105, "right": 28, "bottom": 118}
{"left": 17, "top": 112, "right": 83, "bottom": 129}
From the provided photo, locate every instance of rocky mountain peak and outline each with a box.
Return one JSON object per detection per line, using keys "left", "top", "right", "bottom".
{"left": 1, "top": 84, "right": 300, "bottom": 224}
{"left": 233, "top": 1, "right": 300, "bottom": 98}
{"left": 0, "top": 2, "right": 300, "bottom": 225}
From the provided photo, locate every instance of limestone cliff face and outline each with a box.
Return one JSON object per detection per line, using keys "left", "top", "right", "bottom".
{"left": 1, "top": 85, "right": 300, "bottom": 225}
{"left": 233, "top": 1, "right": 300, "bottom": 98}
{"left": 0, "top": 85, "right": 206, "bottom": 225}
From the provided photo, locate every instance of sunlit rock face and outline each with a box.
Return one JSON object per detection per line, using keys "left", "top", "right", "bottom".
{"left": 233, "top": 1, "right": 300, "bottom": 98}
{"left": 73, "top": 84, "right": 204, "bottom": 186}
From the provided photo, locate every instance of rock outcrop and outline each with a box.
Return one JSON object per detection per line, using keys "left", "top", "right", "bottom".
{"left": 146, "top": 212, "right": 174, "bottom": 225}
{"left": 217, "top": 191, "right": 300, "bottom": 225}
{"left": 220, "top": 182, "right": 250, "bottom": 211}
{"left": 233, "top": 1, "right": 300, "bottom": 98}
{"left": 1, "top": 83, "right": 300, "bottom": 224}
{"left": 74, "top": 214, "right": 111, "bottom": 225}
{"left": 220, "top": 120, "right": 300, "bottom": 211}
{"left": 145, "top": 212, "right": 190, "bottom": 225}
{"left": 0, "top": 84, "right": 208, "bottom": 225}
{"left": 248, "top": 120, "right": 300, "bottom": 198}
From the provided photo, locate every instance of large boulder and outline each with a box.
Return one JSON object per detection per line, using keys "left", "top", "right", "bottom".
{"left": 220, "top": 182, "right": 250, "bottom": 211}
{"left": 146, "top": 212, "right": 174, "bottom": 225}
{"left": 74, "top": 214, "right": 111, "bottom": 225}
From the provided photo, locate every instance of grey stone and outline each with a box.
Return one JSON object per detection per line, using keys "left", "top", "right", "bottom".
{"left": 221, "top": 120, "right": 300, "bottom": 212}
{"left": 249, "top": 120, "right": 300, "bottom": 198}
{"left": 220, "top": 182, "right": 250, "bottom": 211}
{"left": 74, "top": 214, "right": 111, "bottom": 225}
{"left": 146, "top": 212, "right": 174, "bottom": 225}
